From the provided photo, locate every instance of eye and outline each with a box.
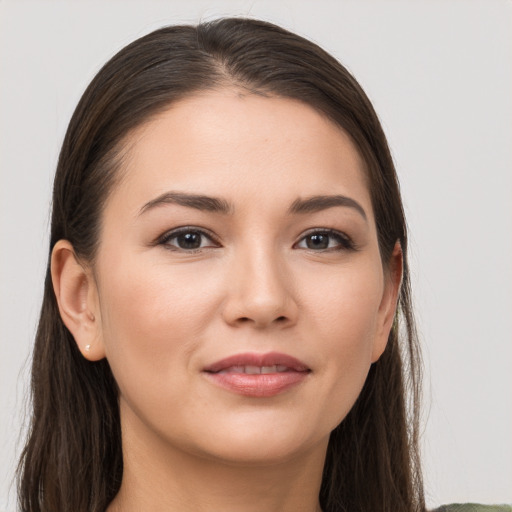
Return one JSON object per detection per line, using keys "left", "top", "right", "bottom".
{"left": 158, "top": 227, "right": 219, "bottom": 252}
{"left": 295, "top": 229, "right": 355, "bottom": 251}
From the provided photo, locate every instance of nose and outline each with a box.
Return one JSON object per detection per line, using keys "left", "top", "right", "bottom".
{"left": 221, "top": 246, "right": 298, "bottom": 329}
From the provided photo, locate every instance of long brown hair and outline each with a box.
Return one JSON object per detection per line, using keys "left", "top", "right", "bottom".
{"left": 18, "top": 17, "right": 424, "bottom": 512}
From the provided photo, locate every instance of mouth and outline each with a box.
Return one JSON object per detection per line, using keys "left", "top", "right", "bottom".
{"left": 202, "top": 352, "right": 311, "bottom": 398}
{"left": 214, "top": 364, "right": 299, "bottom": 374}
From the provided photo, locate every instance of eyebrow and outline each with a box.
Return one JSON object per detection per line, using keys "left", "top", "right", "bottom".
{"left": 139, "top": 191, "right": 367, "bottom": 221}
{"left": 139, "top": 192, "right": 233, "bottom": 215}
{"left": 288, "top": 195, "right": 367, "bottom": 220}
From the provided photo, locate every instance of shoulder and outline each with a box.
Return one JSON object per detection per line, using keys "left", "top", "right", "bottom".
{"left": 432, "top": 505, "right": 512, "bottom": 512}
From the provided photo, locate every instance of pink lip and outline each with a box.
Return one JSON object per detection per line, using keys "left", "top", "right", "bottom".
{"left": 203, "top": 352, "right": 311, "bottom": 398}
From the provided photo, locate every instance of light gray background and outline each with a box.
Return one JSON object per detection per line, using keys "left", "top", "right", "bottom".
{"left": 1, "top": 1, "right": 511, "bottom": 510}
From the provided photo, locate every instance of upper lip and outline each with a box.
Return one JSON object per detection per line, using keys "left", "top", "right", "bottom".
{"left": 203, "top": 352, "right": 310, "bottom": 373}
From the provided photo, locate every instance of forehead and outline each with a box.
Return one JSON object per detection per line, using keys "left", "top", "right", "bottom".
{"left": 111, "top": 90, "right": 372, "bottom": 218}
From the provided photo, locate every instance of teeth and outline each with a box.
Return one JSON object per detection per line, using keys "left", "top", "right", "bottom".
{"left": 217, "top": 365, "right": 290, "bottom": 374}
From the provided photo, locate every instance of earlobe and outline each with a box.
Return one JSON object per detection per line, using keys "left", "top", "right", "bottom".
{"left": 371, "top": 242, "right": 403, "bottom": 363}
{"left": 51, "top": 240, "right": 105, "bottom": 361}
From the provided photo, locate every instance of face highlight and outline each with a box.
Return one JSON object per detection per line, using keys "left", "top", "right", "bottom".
{"left": 84, "top": 90, "right": 399, "bottom": 465}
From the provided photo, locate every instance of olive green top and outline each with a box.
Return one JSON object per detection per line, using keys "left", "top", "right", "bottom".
{"left": 433, "top": 505, "right": 512, "bottom": 512}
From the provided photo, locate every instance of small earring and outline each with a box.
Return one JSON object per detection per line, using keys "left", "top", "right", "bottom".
{"left": 85, "top": 344, "right": 91, "bottom": 352}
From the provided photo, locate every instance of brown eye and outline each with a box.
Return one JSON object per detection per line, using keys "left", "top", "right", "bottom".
{"left": 296, "top": 229, "right": 355, "bottom": 251}
{"left": 159, "top": 228, "right": 219, "bottom": 251}
{"left": 175, "top": 232, "right": 202, "bottom": 250}
{"left": 305, "top": 233, "right": 330, "bottom": 249}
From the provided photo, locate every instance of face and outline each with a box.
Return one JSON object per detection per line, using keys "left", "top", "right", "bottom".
{"left": 84, "top": 90, "right": 399, "bottom": 464}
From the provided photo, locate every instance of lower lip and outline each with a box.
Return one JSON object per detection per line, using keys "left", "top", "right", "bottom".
{"left": 203, "top": 371, "right": 309, "bottom": 398}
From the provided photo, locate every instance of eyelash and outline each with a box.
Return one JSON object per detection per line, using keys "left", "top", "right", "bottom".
{"left": 295, "top": 228, "right": 357, "bottom": 252}
{"left": 157, "top": 227, "right": 357, "bottom": 253}
{"left": 157, "top": 227, "right": 220, "bottom": 253}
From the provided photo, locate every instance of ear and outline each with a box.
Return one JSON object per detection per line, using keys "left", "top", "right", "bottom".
{"left": 51, "top": 240, "right": 105, "bottom": 361}
{"left": 371, "top": 241, "right": 403, "bottom": 363}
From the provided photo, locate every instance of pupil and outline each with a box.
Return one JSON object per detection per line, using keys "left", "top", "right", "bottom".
{"left": 178, "top": 232, "right": 201, "bottom": 249}
{"left": 308, "top": 234, "right": 328, "bottom": 249}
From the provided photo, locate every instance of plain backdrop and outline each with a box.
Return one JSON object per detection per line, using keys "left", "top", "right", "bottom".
{"left": 1, "top": 1, "right": 511, "bottom": 510}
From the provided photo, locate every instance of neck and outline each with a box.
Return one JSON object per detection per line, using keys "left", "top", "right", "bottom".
{"left": 107, "top": 407, "right": 327, "bottom": 512}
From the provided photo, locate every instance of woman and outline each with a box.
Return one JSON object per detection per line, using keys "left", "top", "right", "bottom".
{"left": 16, "top": 17, "right": 508, "bottom": 512}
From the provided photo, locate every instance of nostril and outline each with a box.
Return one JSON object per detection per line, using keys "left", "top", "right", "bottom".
{"left": 235, "top": 315, "right": 288, "bottom": 326}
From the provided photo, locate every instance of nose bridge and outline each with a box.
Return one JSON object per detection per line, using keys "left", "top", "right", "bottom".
{"left": 223, "top": 238, "right": 297, "bottom": 328}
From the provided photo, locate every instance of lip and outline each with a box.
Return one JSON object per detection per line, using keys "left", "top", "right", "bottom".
{"left": 202, "top": 352, "right": 311, "bottom": 398}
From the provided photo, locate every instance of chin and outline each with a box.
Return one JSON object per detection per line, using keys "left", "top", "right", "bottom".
{"left": 196, "top": 439, "right": 319, "bottom": 467}
{"left": 183, "top": 417, "right": 330, "bottom": 467}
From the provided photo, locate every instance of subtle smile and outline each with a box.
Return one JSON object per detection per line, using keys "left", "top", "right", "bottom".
{"left": 203, "top": 352, "right": 311, "bottom": 398}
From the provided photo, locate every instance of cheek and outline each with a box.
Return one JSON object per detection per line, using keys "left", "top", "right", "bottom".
{"left": 95, "top": 254, "right": 222, "bottom": 399}
{"left": 297, "top": 260, "right": 383, "bottom": 424}
{"left": 299, "top": 257, "right": 383, "bottom": 348}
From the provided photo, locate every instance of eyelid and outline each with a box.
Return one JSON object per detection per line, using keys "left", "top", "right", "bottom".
{"left": 156, "top": 226, "right": 221, "bottom": 250}
{"left": 155, "top": 226, "right": 356, "bottom": 252}
{"left": 294, "top": 228, "right": 357, "bottom": 251}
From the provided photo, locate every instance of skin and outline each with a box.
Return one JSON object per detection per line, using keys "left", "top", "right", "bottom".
{"left": 51, "top": 90, "right": 402, "bottom": 512}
